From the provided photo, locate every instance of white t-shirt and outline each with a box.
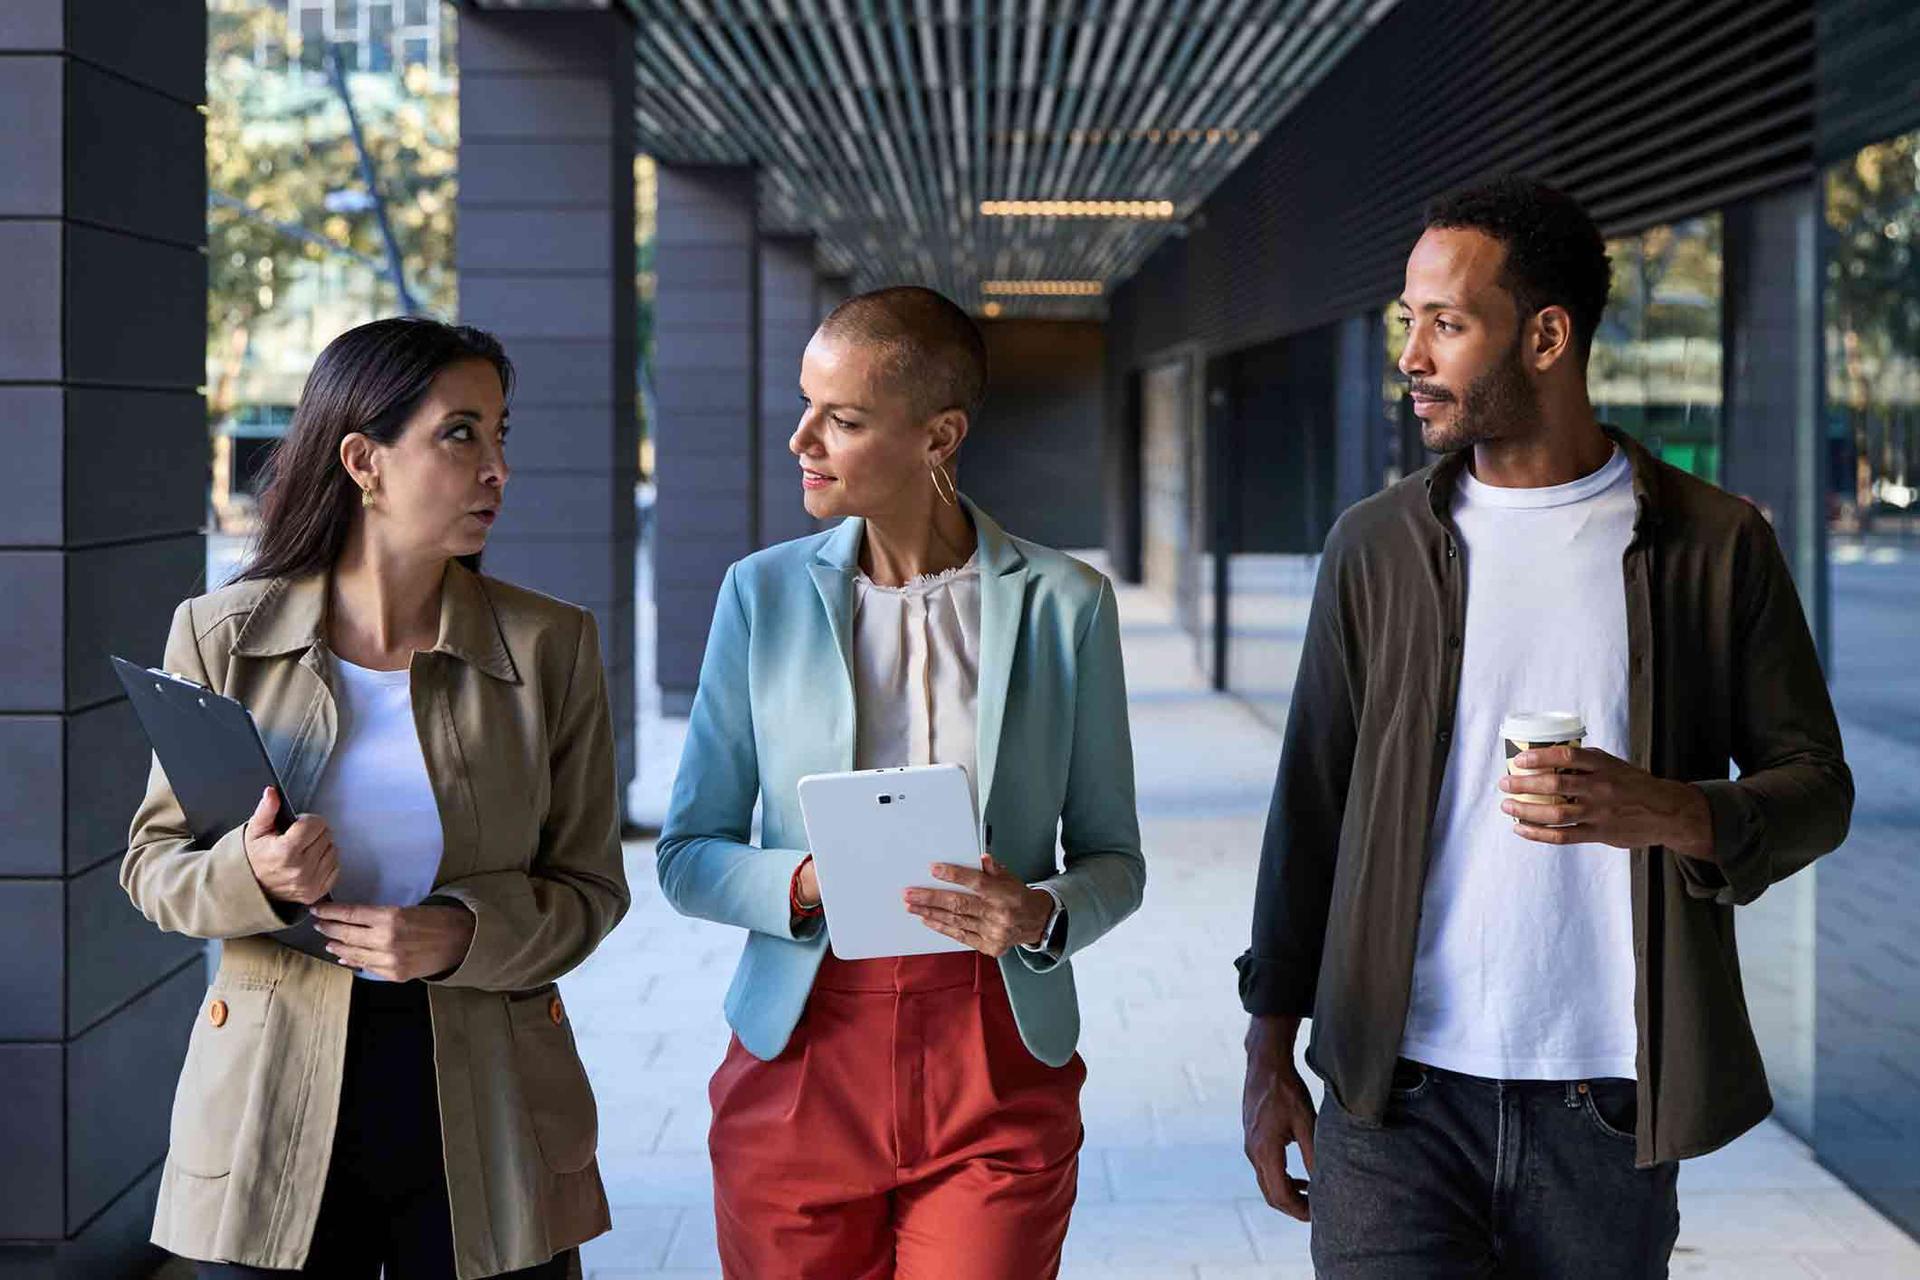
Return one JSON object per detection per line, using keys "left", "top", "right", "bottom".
{"left": 1399, "top": 446, "right": 1639, "bottom": 1081}
{"left": 309, "top": 656, "right": 446, "bottom": 979}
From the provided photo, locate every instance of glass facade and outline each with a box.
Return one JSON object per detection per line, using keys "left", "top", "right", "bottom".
{"left": 206, "top": 0, "right": 459, "bottom": 540}
{"left": 1815, "top": 124, "right": 1920, "bottom": 1236}
{"left": 1590, "top": 216, "right": 1724, "bottom": 481}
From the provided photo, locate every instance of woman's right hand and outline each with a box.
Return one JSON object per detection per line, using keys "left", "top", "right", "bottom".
{"left": 242, "top": 787, "right": 340, "bottom": 905}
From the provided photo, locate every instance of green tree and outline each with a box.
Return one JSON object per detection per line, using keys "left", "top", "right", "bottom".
{"left": 1825, "top": 132, "right": 1920, "bottom": 513}
{"left": 206, "top": 0, "right": 457, "bottom": 418}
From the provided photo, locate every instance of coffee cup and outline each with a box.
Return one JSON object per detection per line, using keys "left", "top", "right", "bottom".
{"left": 1500, "top": 711, "right": 1585, "bottom": 826}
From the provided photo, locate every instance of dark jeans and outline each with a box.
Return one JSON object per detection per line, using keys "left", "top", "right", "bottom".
{"left": 196, "top": 980, "right": 573, "bottom": 1280}
{"left": 1311, "top": 1059, "right": 1680, "bottom": 1279}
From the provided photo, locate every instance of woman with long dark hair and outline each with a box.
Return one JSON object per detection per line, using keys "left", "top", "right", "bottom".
{"left": 124, "top": 316, "right": 629, "bottom": 1279}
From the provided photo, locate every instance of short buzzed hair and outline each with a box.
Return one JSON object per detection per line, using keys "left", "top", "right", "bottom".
{"left": 817, "top": 286, "right": 988, "bottom": 422}
{"left": 1424, "top": 176, "right": 1613, "bottom": 356}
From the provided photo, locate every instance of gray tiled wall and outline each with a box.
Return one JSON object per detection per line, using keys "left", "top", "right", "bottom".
{"left": 456, "top": 8, "right": 640, "bottom": 799}
{"left": 0, "top": 4, "right": 208, "bottom": 1274}
{"left": 653, "top": 164, "right": 759, "bottom": 706}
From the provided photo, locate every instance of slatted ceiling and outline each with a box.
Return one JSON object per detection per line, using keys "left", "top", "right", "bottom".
{"left": 1817, "top": 0, "right": 1920, "bottom": 160}
{"left": 1111, "top": 0, "right": 1825, "bottom": 366}
{"left": 628, "top": 0, "right": 1396, "bottom": 316}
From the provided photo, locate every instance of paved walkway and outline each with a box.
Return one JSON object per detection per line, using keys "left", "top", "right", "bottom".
{"left": 567, "top": 564, "right": 1920, "bottom": 1279}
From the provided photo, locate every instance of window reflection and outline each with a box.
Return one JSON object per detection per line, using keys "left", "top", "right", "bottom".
{"left": 1814, "top": 125, "right": 1920, "bottom": 1236}
{"left": 1591, "top": 216, "right": 1725, "bottom": 480}
{"left": 207, "top": 0, "right": 458, "bottom": 546}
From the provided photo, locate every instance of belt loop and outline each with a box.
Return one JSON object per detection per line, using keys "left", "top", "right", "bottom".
{"left": 1564, "top": 1082, "right": 1580, "bottom": 1108}
{"left": 973, "top": 950, "right": 985, "bottom": 994}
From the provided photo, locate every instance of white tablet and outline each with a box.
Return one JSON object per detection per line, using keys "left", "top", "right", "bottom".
{"left": 796, "top": 763, "right": 982, "bottom": 961}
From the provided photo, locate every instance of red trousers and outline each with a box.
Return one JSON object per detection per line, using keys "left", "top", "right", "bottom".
{"left": 708, "top": 949, "right": 1086, "bottom": 1279}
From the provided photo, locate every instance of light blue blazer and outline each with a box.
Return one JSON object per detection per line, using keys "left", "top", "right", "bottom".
{"left": 656, "top": 498, "right": 1145, "bottom": 1067}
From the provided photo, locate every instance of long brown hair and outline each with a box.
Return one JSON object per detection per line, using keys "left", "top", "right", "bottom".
{"left": 237, "top": 317, "right": 514, "bottom": 583}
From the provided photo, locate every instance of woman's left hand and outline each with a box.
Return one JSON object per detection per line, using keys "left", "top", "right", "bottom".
{"left": 905, "top": 854, "right": 1054, "bottom": 957}
{"left": 310, "top": 902, "right": 477, "bottom": 982}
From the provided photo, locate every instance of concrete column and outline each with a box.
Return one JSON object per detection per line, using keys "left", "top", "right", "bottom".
{"left": 653, "top": 165, "right": 758, "bottom": 711}
{"left": 1334, "top": 310, "right": 1387, "bottom": 514}
{"left": 0, "top": 3, "right": 209, "bottom": 1274}
{"left": 759, "top": 234, "right": 818, "bottom": 546}
{"left": 815, "top": 271, "right": 852, "bottom": 321}
{"left": 456, "top": 10, "right": 639, "bottom": 794}
{"left": 1722, "top": 180, "right": 1829, "bottom": 657}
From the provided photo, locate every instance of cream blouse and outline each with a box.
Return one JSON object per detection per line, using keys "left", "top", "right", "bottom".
{"left": 850, "top": 552, "right": 982, "bottom": 797}
{"left": 848, "top": 550, "right": 1066, "bottom": 954}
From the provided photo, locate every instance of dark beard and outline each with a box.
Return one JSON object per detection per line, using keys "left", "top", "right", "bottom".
{"left": 1418, "top": 337, "right": 1540, "bottom": 453}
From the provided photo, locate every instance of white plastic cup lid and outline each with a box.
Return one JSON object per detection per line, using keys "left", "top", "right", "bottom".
{"left": 1500, "top": 711, "right": 1586, "bottom": 743}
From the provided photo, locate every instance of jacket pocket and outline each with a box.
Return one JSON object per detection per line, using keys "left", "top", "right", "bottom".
{"left": 506, "top": 984, "right": 599, "bottom": 1174}
{"left": 167, "top": 983, "right": 276, "bottom": 1179}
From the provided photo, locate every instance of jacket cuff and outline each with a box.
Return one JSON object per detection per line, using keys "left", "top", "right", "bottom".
{"left": 216, "top": 822, "right": 302, "bottom": 937}
{"left": 1013, "top": 883, "right": 1067, "bottom": 973}
{"left": 1236, "top": 950, "right": 1317, "bottom": 1018}
{"left": 790, "top": 854, "right": 825, "bottom": 941}
{"left": 420, "top": 882, "right": 502, "bottom": 987}
{"left": 1687, "top": 780, "right": 1771, "bottom": 906}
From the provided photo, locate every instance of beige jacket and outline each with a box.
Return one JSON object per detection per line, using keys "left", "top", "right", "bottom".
{"left": 123, "top": 563, "right": 629, "bottom": 1278}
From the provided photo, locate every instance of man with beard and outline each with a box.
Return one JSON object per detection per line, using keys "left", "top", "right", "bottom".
{"left": 1237, "top": 177, "right": 1853, "bottom": 1277}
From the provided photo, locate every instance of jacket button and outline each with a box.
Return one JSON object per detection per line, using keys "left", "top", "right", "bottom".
{"left": 1438, "top": 728, "right": 1452, "bottom": 744}
{"left": 1447, "top": 635, "right": 1461, "bottom": 649}
{"left": 208, "top": 999, "right": 228, "bottom": 1028}
{"left": 548, "top": 995, "right": 564, "bottom": 1026}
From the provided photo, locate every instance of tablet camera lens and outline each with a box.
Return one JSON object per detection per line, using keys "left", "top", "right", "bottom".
{"left": 878, "top": 794, "right": 891, "bottom": 805}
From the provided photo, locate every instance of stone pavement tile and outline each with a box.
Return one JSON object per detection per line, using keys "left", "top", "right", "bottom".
{"left": 1668, "top": 1254, "right": 1818, "bottom": 1278}
{"left": 1196, "top": 1266, "right": 1316, "bottom": 1280}
{"left": 1796, "top": 1188, "right": 1920, "bottom": 1256}
{"left": 1236, "top": 1199, "right": 1318, "bottom": 1269}
{"left": 652, "top": 1102, "right": 715, "bottom": 1154}
{"left": 600, "top": 1152, "right": 716, "bottom": 1206}
{"left": 1104, "top": 1143, "right": 1263, "bottom": 1202}
{"left": 1676, "top": 1189, "right": 1852, "bottom": 1255}
{"left": 1795, "top": 1253, "right": 1920, "bottom": 1279}
{"left": 664, "top": 1207, "right": 722, "bottom": 1270}
{"left": 586, "top": 1273, "right": 720, "bottom": 1280}
{"left": 1080, "top": 1100, "right": 1156, "bottom": 1148}
{"left": 1059, "top": 1201, "right": 1259, "bottom": 1268}
{"left": 1150, "top": 1098, "right": 1247, "bottom": 1148}
{"left": 581, "top": 1206, "right": 679, "bottom": 1271}
{"left": 1060, "top": 1266, "right": 1200, "bottom": 1280}
{"left": 592, "top": 1101, "right": 673, "bottom": 1160}
{"left": 1680, "top": 1125, "right": 1847, "bottom": 1192}
{"left": 1075, "top": 1151, "right": 1116, "bottom": 1203}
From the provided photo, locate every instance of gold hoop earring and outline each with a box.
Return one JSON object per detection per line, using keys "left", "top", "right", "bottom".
{"left": 930, "top": 462, "right": 958, "bottom": 507}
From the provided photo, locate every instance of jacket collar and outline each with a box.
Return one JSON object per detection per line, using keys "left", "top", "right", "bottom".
{"left": 231, "top": 560, "right": 521, "bottom": 683}
{"left": 807, "top": 495, "right": 1030, "bottom": 824}
{"left": 809, "top": 495, "right": 1028, "bottom": 579}
{"left": 1424, "top": 424, "right": 1662, "bottom": 533}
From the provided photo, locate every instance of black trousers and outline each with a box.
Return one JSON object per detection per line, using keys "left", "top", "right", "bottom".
{"left": 197, "top": 980, "right": 574, "bottom": 1280}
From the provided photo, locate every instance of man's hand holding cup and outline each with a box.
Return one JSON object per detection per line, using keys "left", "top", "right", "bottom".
{"left": 1497, "top": 713, "right": 1713, "bottom": 860}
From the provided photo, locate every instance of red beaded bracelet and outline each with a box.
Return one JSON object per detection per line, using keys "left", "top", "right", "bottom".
{"left": 790, "top": 855, "right": 823, "bottom": 918}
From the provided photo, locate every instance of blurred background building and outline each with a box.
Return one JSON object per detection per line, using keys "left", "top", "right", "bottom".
{"left": 1, "top": 0, "right": 1916, "bottom": 1274}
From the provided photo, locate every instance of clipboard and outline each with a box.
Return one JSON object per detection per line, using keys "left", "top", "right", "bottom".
{"left": 111, "top": 656, "right": 332, "bottom": 959}
{"left": 796, "top": 763, "right": 981, "bottom": 960}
